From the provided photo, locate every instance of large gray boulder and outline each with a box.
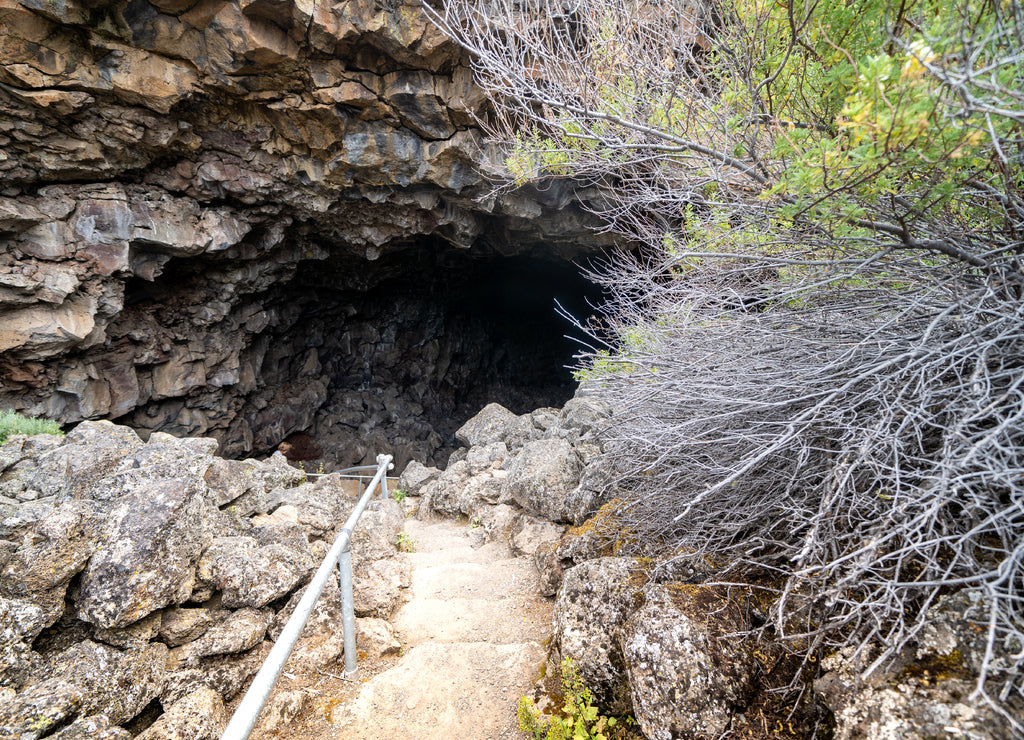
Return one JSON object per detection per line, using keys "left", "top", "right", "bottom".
{"left": 1, "top": 500, "right": 101, "bottom": 596}
{"left": 87, "top": 433, "right": 218, "bottom": 502}
{"left": 180, "top": 608, "right": 271, "bottom": 661}
{"left": 553, "top": 557, "right": 642, "bottom": 714}
{"left": 397, "top": 460, "right": 440, "bottom": 496}
{"left": 136, "top": 686, "right": 226, "bottom": 740}
{"left": 0, "top": 678, "right": 83, "bottom": 739}
{"left": 194, "top": 533, "right": 312, "bottom": 608}
{"left": 622, "top": 585, "right": 756, "bottom": 740}
{"left": 77, "top": 478, "right": 211, "bottom": 628}
{"left": 502, "top": 438, "right": 582, "bottom": 523}
{"left": 163, "top": 642, "right": 271, "bottom": 706}
{"left": 46, "top": 639, "right": 168, "bottom": 725}
{"left": 455, "top": 403, "right": 519, "bottom": 447}
{"left": 0, "top": 596, "right": 43, "bottom": 688}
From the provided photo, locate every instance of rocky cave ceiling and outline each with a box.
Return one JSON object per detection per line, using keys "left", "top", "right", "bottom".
{"left": 0, "top": 0, "right": 617, "bottom": 469}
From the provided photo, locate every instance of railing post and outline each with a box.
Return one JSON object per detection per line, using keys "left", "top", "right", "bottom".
{"left": 339, "top": 545, "right": 357, "bottom": 676}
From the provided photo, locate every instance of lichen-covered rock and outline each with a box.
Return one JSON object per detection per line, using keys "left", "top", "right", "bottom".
{"left": 815, "top": 646, "right": 1014, "bottom": 740}
{"left": 397, "top": 460, "right": 440, "bottom": 496}
{"left": 158, "top": 608, "right": 214, "bottom": 648}
{"left": 350, "top": 499, "right": 404, "bottom": 565}
{"left": 88, "top": 434, "right": 218, "bottom": 502}
{"left": 553, "top": 557, "right": 642, "bottom": 714}
{"left": 195, "top": 534, "right": 312, "bottom": 608}
{"left": 136, "top": 687, "right": 226, "bottom": 740}
{"left": 353, "top": 556, "right": 412, "bottom": 617}
{"left": 503, "top": 438, "right": 582, "bottom": 523}
{"left": 455, "top": 403, "right": 520, "bottom": 448}
{"left": 357, "top": 617, "right": 402, "bottom": 658}
{"left": 28, "top": 421, "right": 144, "bottom": 500}
{"left": 1, "top": 500, "right": 101, "bottom": 596}
{"left": 77, "top": 478, "right": 210, "bottom": 628}
{"left": 45, "top": 639, "right": 167, "bottom": 725}
{"left": 203, "top": 458, "right": 259, "bottom": 507}
{"left": 163, "top": 641, "right": 271, "bottom": 706}
{"left": 49, "top": 715, "right": 131, "bottom": 740}
{"left": 622, "top": 585, "right": 756, "bottom": 740}
{"left": 510, "top": 516, "right": 564, "bottom": 558}
{"left": 563, "top": 456, "right": 616, "bottom": 526}
{"left": 0, "top": 596, "right": 41, "bottom": 688}
{"left": 0, "top": 678, "right": 83, "bottom": 739}
{"left": 179, "top": 608, "right": 271, "bottom": 661}
{"left": 465, "top": 442, "right": 509, "bottom": 474}
{"left": 559, "top": 397, "right": 612, "bottom": 440}
{"left": 92, "top": 611, "right": 162, "bottom": 648}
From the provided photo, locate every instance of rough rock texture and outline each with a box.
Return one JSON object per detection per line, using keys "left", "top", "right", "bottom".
{"left": 0, "top": 425, "right": 409, "bottom": 736}
{"left": 815, "top": 644, "right": 1014, "bottom": 740}
{"left": 622, "top": 585, "right": 756, "bottom": 739}
{"left": 0, "top": 0, "right": 610, "bottom": 468}
{"left": 503, "top": 438, "right": 581, "bottom": 523}
{"left": 136, "top": 687, "right": 226, "bottom": 740}
{"left": 552, "top": 557, "right": 642, "bottom": 714}
{"left": 77, "top": 477, "right": 210, "bottom": 628}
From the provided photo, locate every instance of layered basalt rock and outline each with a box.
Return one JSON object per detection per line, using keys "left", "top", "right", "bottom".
{"left": 0, "top": 0, "right": 609, "bottom": 460}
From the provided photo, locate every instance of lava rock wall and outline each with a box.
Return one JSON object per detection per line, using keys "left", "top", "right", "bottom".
{"left": 0, "top": 0, "right": 610, "bottom": 456}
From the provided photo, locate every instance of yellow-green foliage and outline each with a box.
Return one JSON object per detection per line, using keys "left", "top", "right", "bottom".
{"left": 517, "top": 658, "right": 634, "bottom": 740}
{"left": 0, "top": 410, "right": 63, "bottom": 444}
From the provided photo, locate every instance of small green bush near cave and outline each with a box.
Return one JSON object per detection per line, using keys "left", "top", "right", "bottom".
{"left": 0, "top": 409, "right": 63, "bottom": 444}
{"left": 518, "top": 658, "right": 635, "bottom": 740}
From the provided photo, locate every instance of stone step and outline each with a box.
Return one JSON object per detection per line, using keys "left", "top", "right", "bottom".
{"left": 330, "top": 640, "right": 547, "bottom": 740}
{"left": 409, "top": 559, "right": 539, "bottom": 600}
{"left": 391, "top": 596, "right": 552, "bottom": 644}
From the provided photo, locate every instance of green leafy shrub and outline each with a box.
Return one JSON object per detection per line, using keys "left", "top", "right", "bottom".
{"left": 0, "top": 410, "right": 63, "bottom": 445}
{"left": 392, "top": 488, "right": 409, "bottom": 503}
{"left": 518, "top": 658, "right": 635, "bottom": 740}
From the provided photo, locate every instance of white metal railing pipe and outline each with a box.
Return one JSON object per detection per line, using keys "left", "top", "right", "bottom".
{"left": 219, "top": 453, "right": 394, "bottom": 740}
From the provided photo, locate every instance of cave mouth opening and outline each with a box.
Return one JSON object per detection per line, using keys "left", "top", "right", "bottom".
{"left": 261, "top": 240, "right": 606, "bottom": 471}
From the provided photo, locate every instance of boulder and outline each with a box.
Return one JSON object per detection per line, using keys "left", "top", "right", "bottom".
{"left": 137, "top": 687, "right": 226, "bottom": 740}
{"left": 397, "top": 460, "right": 440, "bottom": 495}
{"left": 194, "top": 534, "right": 312, "bottom": 608}
{"left": 0, "top": 679, "right": 83, "bottom": 740}
{"left": 49, "top": 715, "right": 132, "bottom": 740}
{"left": 77, "top": 478, "right": 210, "bottom": 628}
{"left": 179, "top": 608, "right": 271, "bottom": 661}
{"left": 455, "top": 403, "right": 519, "bottom": 447}
{"left": 45, "top": 639, "right": 168, "bottom": 724}
{"left": 0, "top": 596, "right": 42, "bottom": 688}
{"left": 203, "top": 458, "right": 258, "bottom": 507}
{"left": 621, "top": 585, "right": 756, "bottom": 740}
{"left": 553, "top": 557, "right": 643, "bottom": 714}
{"left": 88, "top": 434, "right": 218, "bottom": 502}
{"left": 502, "top": 438, "right": 582, "bottom": 523}
{"left": 1, "top": 500, "right": 101, "bottom": 596}
{"left": 357, "top": 617, "right": 402, "bottom": 658}
{"left": 28, "top": 421, "right": 144, "bottom": 500}
{"left": 350, "top": 499, "right": 403, "bottom": 565}
{"left": 159, "top": 607, "right": 214, "bottom": 647}
{"left": 510, "top": 516, "right": 565, "bottom": 558}
{"left": 163, "top": 641, "right": 271, "bottom": 705}
{"left": 465, "top": 442, "right": 508, "bottom": 474}
{"left": 92, "top": 612, "right": 162, "bottom": 648}
{"left": 267, "top": 577, "right": 361, "bottom": 674}
{"left": 353, "top": 556, "right": 412, "bottom": 617}
{"left": 816, "top": 646, "right": 1013, "bottom": 740}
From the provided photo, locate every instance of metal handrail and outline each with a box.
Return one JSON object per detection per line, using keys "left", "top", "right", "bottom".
{"left": 219, "top": 453, "right": 395, "bottom": 740}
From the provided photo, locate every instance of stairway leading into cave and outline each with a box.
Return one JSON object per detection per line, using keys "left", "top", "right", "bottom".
{"left": 329, "top": 517, "right": 553, "bottom": 740}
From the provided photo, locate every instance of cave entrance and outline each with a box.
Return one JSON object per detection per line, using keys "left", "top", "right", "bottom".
{"left": 259, "top": 241, "right": 605, "bottom": 471}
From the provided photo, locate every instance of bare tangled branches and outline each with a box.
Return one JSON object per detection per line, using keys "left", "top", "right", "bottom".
{"left": 423, "top": 0, "right": 1024, "bottom": 721}
{"left": 570, "top": 244, "right": 1024, "bottom": 710}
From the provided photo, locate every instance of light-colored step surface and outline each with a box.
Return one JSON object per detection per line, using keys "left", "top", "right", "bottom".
{"left": 330, "top": 517, "right": 553, "bottom": 740}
